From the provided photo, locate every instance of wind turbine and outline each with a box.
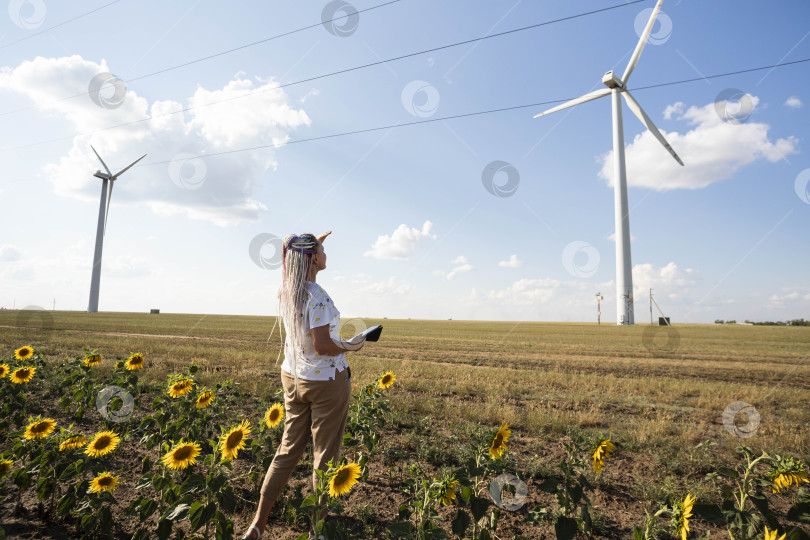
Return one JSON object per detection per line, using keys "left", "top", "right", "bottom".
{"left": 533, "top": 0, "right": 683, "bottom": 325}
{"left": 87, "top": 146, "right": 146, "bottom": 313}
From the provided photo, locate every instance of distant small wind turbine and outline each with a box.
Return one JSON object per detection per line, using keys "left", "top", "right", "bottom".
{"left": 87, "top": 145, "right": 146, "bottom": 313}
{"left": 533, "top": 0, "right": 683, "bottom": 325}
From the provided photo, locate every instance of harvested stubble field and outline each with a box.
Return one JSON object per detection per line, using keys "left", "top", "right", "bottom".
{"left": 0, "top": 309, "right": 808, "bottom": 539}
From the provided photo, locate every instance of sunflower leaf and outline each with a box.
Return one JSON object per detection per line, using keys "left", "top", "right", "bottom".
{"left": 451, "top": 509, "right": 471, "bottom": 537}
{"left": 470, "top": 496, "right": 490, "bottom": 522}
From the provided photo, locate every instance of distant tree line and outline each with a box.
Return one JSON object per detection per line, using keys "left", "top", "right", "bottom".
{"left": 714, "top": 318, "right": 810, "bottom": 326}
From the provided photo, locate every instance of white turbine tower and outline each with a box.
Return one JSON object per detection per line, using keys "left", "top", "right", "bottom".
{"left": 87, "top": 146, "right": 146, "bottom": 313}
{"left": 533, "top": 0, "right": 683, "bottom": 325}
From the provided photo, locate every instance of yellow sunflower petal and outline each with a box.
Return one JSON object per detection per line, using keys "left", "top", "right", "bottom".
{"left": 84, "top": 431, "right": 121, "bottom": 457}
{"left": 24, "top": 418, "right": 57, "bottom": 440}
{"left": 264, "top": 403, "right": 284, "bottom": 428}
{"left": 328, "top": 463, "right": 361, "bottom": 498}
{"left": 14, "top": 346, "right": 34, "bottom": 360}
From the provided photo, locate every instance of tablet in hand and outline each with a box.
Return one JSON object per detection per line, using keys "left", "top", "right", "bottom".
{"left": 351, "top": 324, "right": 383, "bottom": 343}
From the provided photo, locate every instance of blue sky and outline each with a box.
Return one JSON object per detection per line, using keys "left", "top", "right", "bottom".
{"left": 1, "top": 0, "right": 808, "bottom": 324}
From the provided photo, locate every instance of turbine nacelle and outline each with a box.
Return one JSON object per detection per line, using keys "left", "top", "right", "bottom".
{"left": 602, "top": 71, "right": 624, "bottom": 89}
{"left": 93, "top": 170, "right": 111, "bottom": 180}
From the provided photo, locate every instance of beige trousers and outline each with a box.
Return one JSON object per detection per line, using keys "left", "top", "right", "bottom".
{"left": 259, "top": 368, "right": 352, "bottom": 501}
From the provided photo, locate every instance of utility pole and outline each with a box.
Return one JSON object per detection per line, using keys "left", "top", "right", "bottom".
{"left": 596, "top": 292, "right": 603, "bottom": 325}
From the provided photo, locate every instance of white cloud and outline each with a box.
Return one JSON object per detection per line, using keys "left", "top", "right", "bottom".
{"left": 0, "top": 55, "right": 310, "bottom": 227}
{"left": 498, "top": 254, "right": 522, "bottom": 268}
{"left": 631, "top": 262, "right": 697, "bottom": 301}
{"left": 357, "top": 276, "right": 411, "bottom": 296}
{"left": 0, "top": 244, "right": 22, "bottom": 262}
{"left": 766, "top": 287, "right": 810, "bottom": 310}
{"left": 447, "top": 255, "right": 474, "bottom": 280}
{"left": 663, "top": 102, "right": 684, "bottom": 120}
{"left": 364, "top": 221, "right": 435, "bottom": 260}
{"left": 607, "top": 232, "right": 637, "bottom": 243}
{"left": 785, "top": 96, "right": 803, "bottom": 109}
{"left": 598, "top": 95, "right": 799, "bottom": 191}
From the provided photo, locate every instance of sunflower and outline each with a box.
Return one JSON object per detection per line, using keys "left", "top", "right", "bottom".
{"left": 89, "top": 472, "right": 119, "bottom": 493}
{"left": 14, "top": 345, "right": 34, "bottom": 360}
{"left": 162, "top": 441, "right": 201, "bottom": 470}
{"left": 264, "top": 403, "right": 284, "bottom": 428}
{"left": 125, "top": 352, "right": 144, "bottom": 370}
{"left": 167, "top": 378, "right": 195, "bottom": 398}
{"left": 84, "top": 431, "right": 121, "bottom": 458}
{"left": 0, "top": 364, "right": 9, "bottom": 379}
{"left": 196, "top": 390, "right": 215, "bottom": 409}
{"left": 768, "top": 457, "right": 809, "bottom": 493}
{"left": 328, "top": 462, "right": 361, "bottom": 498}
{"left": 10, "top": 366, "right": 35, "bottom": 384}
{"left": 671, "top": 493, "right": 695, "bottom": 540}
{"left": 219, "top": 420, "right": 251, "bottom": 461}
{"left": 489, "top": 423, "right": 511, "bottom": 460}
{"left": 83, "top": 353, "right": 102, "bottom": 367}
{"left": 592, "top": 438, "right": 616, "bottom": 474}
{"left": 378, "top": 371, "right": 396, "bottom": 389}
{"left": 59, "top": 434, "right": 88, "bottom": 451}
{"left": 0, "top": 459, "right": 12, "bottom": 478}
{"left": 763, "top": 526, "right": 787, "bottom": 540}
{"left": 24, "top": 418, "right": 57, "bottom": 440}
{"left": 439, "top": 477, "right": 459, "bottom": 506}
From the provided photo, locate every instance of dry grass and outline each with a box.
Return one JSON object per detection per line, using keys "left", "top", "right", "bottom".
{"left": 2, "top": 309, "right": 808, "bottom": 465}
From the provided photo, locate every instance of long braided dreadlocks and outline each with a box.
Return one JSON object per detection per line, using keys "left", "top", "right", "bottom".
{"left": 276, "top": 233, "right": 319, "bottom": 388}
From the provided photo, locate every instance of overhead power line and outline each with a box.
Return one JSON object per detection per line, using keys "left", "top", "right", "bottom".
{"left": 126, "top": 57, "right": 810, "bottom": 168}
{"left": 0, "top": 0, "right": 125, "bottom": 50}
{"left": 0, "top": 0, "right": 404, "bottom": 117}
{"left": 0, "top": 0, "right": 646, "bottom": 147}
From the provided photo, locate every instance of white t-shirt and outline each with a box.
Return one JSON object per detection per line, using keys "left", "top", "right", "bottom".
{"left": 280, "top": 281, "right": 349, "bottom": 381}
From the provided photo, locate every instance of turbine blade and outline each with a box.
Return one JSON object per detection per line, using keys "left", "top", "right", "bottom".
{"left": 622, "top": 90, "right": 683, "bottom": 166}
{"left": 622, "top": 0, "right": 664, "bottom": 85}
{"left": 533, "top": 88, "right": 611, "bottom": 118}
{"left": 90, "top": 145, "right": 112, "bottom": 177}
{"left": 103, "top": 180, "right": 113, "bottom": 236}
{"left": 112, "top": 154, "right": 146, "bottom": 178}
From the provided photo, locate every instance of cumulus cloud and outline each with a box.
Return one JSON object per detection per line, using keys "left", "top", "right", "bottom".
{"left": 0, "top": 55, "right": 310, "bottom": 226}
{"left": 766, "top": 286, "right": 810, "bottom": 310}
{"left": 0, "top": 244, "right": 22, "bottom": 262}
{"left": 447, "top": 255, "right": 474, "bottom": 280}
{"left": 663, "top": 102, "right": 684, "bottom": 120}
{"left": 784, "top": 96, "right": 803, "bottom": 109}
{"left": 598, "top": 95, "right": 799, "bottom": 190}
{"left": 497, "top": 254, "right": 522, "bottom": 268}
{"left": 631, "top": 261, "right": 697, "bottom": 301}
{"left": 364, "top": 221, "right": 435, "bottom": 260}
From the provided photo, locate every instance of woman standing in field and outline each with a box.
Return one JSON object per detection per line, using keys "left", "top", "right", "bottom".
{"left": 242, "top": 231, "right": 365, "bottom": 540}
